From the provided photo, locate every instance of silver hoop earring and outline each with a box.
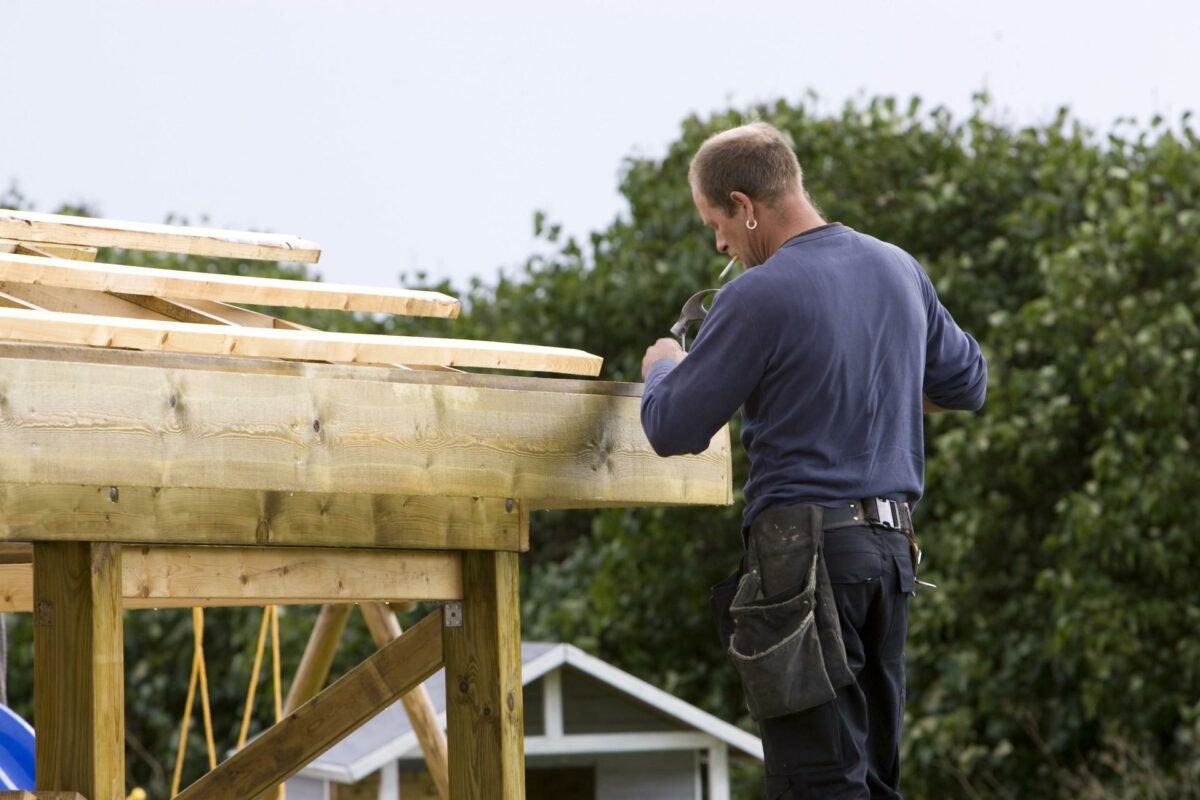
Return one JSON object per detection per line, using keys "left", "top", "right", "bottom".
{"left": 746, "top": 219, "right": 758, "bottom": 230}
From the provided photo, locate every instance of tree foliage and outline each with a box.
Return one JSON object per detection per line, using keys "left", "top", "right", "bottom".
{"left": 436, "top": 96, "right": 1200, "bottom": 798}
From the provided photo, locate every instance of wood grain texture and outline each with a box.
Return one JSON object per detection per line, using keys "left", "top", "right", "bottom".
{"left": 107, "top": 292, "right": 244, "bottom": 325}
{"left": 0, "top": 290, "right": 38, "bottom": 310}
{"left": 361, "top": 603, "right": 451, "bottom": 800}
{"left": 0, "top": 543, "right": 31, "bottom": 563}
{"left": 0, "top": 341, "right": 636, "bottom": 392}
{"left": 1, "top": 547, "right": 462, "bottom": 610}
{"left": 174, "top": 609, "right": 445, "bottom": 800}
{"left": 126, "top": 547, "right": 463, "bottom": 606}
{"left": 0, "top": 306, "right": 601, "bottom": 374}
{"left": 0, "top": 484, "right": 519, "bottom": 550}
{"left": 0, "top": 252, "right": 460, "bottom": 318}
{"left": 9, "top": 240, "right": 100, "bottom": 261}
{"left": 0, "top": 355, "right": 730, "bottom": 506}
{"left": 32, "top": 542, "right": 125, "bottom": 800}
{"left": 0, "top": 208, "right": 321, "bottom": 263}
{"left": 0, "top": 281, "right": 176, "bottom": 320}
{"left": 444, "top": 551, "right": 525, "bottom": 800}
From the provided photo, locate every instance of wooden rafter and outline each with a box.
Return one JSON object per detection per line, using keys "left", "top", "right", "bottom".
{"left": 0, "top": 307, "right": 602, "bottom": 374}
{"left": 0, "top": 209, "right": 321, "bottom": 263}
{"left": 0, "top": 239, "right": 99, "bottom": 262}
{"left": 0, "top": 252, "right": 461, "bottom": 318}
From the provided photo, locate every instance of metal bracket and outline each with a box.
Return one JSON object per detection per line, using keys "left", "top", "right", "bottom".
{"left": 443, "top": 601, "right": 463, "bottom": 628}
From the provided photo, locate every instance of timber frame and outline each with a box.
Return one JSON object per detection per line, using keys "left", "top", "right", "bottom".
{"left": 0, "top": 210, "right": 732, "bottom": 800}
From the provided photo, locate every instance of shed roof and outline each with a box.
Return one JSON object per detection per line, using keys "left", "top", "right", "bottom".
{"left": 300, "top": 642, "right": 763, "bottom": 783}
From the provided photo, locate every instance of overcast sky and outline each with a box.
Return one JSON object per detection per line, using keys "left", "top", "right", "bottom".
{"left": 2, "top": 0, "right": 1197, "bottom": 291}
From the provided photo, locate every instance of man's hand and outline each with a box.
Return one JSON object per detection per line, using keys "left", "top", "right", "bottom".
{"left": 642, "top": 337, "right": 686, "bottom": 378}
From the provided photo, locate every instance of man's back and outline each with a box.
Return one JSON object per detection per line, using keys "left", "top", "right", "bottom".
{"left": 641, "top": 223, "right": 986, "bottom": 527}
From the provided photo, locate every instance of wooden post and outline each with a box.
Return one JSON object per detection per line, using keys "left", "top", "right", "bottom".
{"left": 32, "top": 542, "right": 125, "bottom": 800}
{"left": 444, "top": 551, "right": 525, "bottom": 799}
{"left": 360, "top": 603, "right": 450, "bottom": 800}
{"left": 283, "top": 603, "right": 352, "bottom": 713}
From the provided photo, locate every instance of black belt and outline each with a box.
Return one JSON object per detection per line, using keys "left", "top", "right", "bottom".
{"left": 822, "top": 498, "right": 912, "bottom": 533}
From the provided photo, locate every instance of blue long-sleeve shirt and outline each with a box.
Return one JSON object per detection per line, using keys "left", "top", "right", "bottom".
{"left": 642, "top": 223, "right": 987, "bottom": 528}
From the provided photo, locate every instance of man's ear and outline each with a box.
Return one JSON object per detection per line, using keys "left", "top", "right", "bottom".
{"left": 729, "top": 190, "right": 754, "bottom": 220}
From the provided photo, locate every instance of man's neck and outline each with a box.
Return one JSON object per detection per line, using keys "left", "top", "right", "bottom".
{"left": 764, "top": 201, "right": 827, "bottom": 256}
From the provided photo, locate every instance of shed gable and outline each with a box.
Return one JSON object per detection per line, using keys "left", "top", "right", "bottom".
{"left": 561, "top": 667, "right": 689, "bottom": 734}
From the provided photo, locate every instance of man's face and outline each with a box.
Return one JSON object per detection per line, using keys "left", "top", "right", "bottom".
{"left": 692, "top": 184, "right": 755, "bottom": 266}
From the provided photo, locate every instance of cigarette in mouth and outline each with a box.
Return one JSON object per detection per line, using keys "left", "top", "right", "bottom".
{"left": 718, "top": 257, "right": 738, "bottom": 281}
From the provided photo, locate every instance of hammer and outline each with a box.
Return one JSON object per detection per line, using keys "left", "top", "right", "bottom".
{"left": 670, "top": 288, "right": 718, "bottom": 350}
{"left": 669, "top": 258, "right": 738, "bottom": 350}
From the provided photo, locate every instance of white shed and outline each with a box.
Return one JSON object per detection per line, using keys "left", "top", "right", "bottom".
{"left": 287, "top": 642, "right": 763, "bottom": 800}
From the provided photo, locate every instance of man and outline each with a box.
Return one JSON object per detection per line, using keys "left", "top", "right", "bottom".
{"left": 640, "top": 121, "right": 987, "bottom": 799}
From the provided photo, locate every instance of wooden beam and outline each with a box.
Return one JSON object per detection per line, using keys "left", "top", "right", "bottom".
{"left": 444, "top": 551, "right": 525, "bottom": 800}
{"left": 0, "top": 289, "right": 38, "bottom": 310}
{"left": 0, "top": 485, "right": 520, "bottom": 550}
{"left": 174, "top": 608, "right": 445, "bottom": 800}
{"left": 361, "top": 603, "right": 451, "bottom": 800}
{"left": 0, "top": 542, "right": 31, "bottom": 563}
{"left": 113, "top": 294, "right": 273, "bottom": 326}
{"left": 0, "top": 340, "right": 628, "bottom": 390}
{"left": 0, "top": 306, "right": 602, "bottom": 374}
{"left": 0, "top": 354, "right": 729, "bottom": 506}
{"left": 33, "top": 542, "right": 125, "bottom": 800}
{"left": 0, "top": 281, "right": 180, "bottom": 320}
{"left": 0, "top": 209, "right": 321, "bottom": 263}
{"left": 13, "top": 242, "right": 99, "bottom": 262}
{"left": 0, "top": 565, "right": 31, "bottom": 609}
{"left": 0, "top": 239, "right": 99, "bottom": 262}
{"left": 125, "top": 546, "right": 463, "bottom": 606}
{"left": 283, "top": 604, "right": 352, "bottom": 714}
{"left": 107, "top": 292, "right": 241, "bottom": 324}
{"left": 0, "top": 252, "right": 460, "bottom": 318}
{"left": 0, "top": 545, "right": 463, "bottom": 611}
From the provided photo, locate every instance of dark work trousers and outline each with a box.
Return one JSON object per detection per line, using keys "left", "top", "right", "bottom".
{"left": 759, "top": 525, "right": 915, "bottom": 800}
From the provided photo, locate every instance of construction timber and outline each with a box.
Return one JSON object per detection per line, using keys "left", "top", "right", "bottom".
{"left": 0, "top": 209, "right": 732, "bottom": 800}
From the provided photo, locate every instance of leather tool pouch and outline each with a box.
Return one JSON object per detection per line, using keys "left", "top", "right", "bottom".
{"left": 726, "top": 504, "right": 852, "bottom": 720}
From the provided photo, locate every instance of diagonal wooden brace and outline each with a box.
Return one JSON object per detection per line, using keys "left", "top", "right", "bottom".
{"left": 361, "top": 602, "right": 451, "bottom": 800}
{"left": 175, "top": 608, "right": 445, "bottom": 800}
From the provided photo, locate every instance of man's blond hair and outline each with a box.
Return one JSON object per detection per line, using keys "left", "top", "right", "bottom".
{"left": 688, "top": 122, "right": 803, "bottom": 215}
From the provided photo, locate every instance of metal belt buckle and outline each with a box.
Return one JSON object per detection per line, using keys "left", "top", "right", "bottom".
{"left": 871, "top": 498, "right": 899, "bottom": 530}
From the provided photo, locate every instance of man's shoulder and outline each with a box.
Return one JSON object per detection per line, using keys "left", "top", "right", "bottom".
{"left": 838, "top": 227, "right": 916, "bottom": 262}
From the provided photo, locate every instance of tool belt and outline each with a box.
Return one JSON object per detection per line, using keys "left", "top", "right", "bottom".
{"left": 718, "top": 504, "right": 855, "bottom": 720}
{"left": 824, "top": 497, "right": 921, "bottom": 576}
{"left": 711, "top": 498, "right": 920, "bottom": 721}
